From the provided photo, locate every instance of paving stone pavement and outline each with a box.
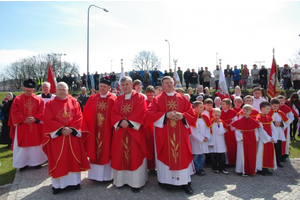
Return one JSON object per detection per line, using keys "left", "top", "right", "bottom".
{"left": 5, "top": 159, "right": 300, "bottom": 200}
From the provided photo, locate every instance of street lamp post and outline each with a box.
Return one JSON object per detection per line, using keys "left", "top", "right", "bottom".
{"left": 165, "top": 39, "right": 171, "bottom": 71}
{"left": 219, "top": 59, "right": 222, "bottom": 68}
{"left": 54, "top": 53, "right": 66, "bottom": 70}
{"left": 216, "top": 53, "right": 218, "bottom": 66}
{"left": 87, "top": 4, "right": 108, "bottom": 74}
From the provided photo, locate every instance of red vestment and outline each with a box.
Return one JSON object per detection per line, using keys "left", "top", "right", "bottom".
{"left": 240, "top": 108, "right": 259, "bottom": 119}
{"left": 144, "top": 100, "right": 155, "bottom": 169}
{"left": 110, "top": 91, "right": 147, "bottom": 171}
{"left": 220, "top": 109, "right": 238, "bottom": 165}
{"left": 82, "top": 93, "right": 116, "bottom": 165}
{"left": 256, "top": 114, "right": 275, "bottom": 169}
{"left": 9, "top": 93, "right": 44, "bottom": 148}
{"left": 231, "top": 117, "right": 260, "bottom": 176}
{"left": 146, "top": 91, "right": 196, "bottom": 170}
{"left": 42, "top": 96, "right": 90, "bottom": 178}
{"left": 279, "top": 104, "right": 292, "bottom": 155}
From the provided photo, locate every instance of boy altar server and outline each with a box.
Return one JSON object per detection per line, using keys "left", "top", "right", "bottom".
{"left": 232, "top": 105, "right": 272, "bottom": 176}
{"left": 267, "top": 98, "right": 289, "bottom": 168}
{"left": 256, "top": 102, "right": 277, "bottom": 176}
{"left": 190, "top": 101, "right": 211, "bottom": 176}
{"left": 208, "top": 108, "right": 229, "bottom": 174}
{"left": 43, "top": 82, "right": 90, "bottom": 194}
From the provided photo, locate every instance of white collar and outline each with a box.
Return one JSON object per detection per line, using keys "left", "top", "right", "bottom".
{"left": 100, "top": 91, "right": 109, "bottom": 98}
{"left": 166, "top": 92, "right": 174, "bottom": 96}
{"left": 125, "top": 91, "right": 133, "bottom": 100}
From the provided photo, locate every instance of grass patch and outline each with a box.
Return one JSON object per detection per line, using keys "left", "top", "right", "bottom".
{"left": 289, "top": 134, "right": 300, "bottom": 158}
{"left": 0, "top": 145, "right": 16, "bottom": 186}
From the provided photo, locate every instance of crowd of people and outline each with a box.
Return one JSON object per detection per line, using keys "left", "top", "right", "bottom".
{"left": 0, "top": 67, "right": 299, "bottom": 195}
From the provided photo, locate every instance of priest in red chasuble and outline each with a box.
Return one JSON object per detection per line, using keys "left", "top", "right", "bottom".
{"left": 110, "top": 76, "right": 147, "bottom": 193}
{"left": 82, "top": 76, "right": 116, "bottom": 181}
{"left": 146, "top": 76, "right": 196, "bottom": 195}
{"left": 9, "top": 79, "right": 47, "bottom": 171}
{"left": 43, "top": 82, "right": 90, "bottom": 194}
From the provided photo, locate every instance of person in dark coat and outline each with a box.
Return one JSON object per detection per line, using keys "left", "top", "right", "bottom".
{"left": 259, "top": 65, "right": 268, "bottom": 90}
{"left": 184, "top": 68, "right": 191, "bottom": 90}
{"left": 78, "top": 87, "right": 89, "bottom": 109}
{"left": 71, "top": 93, "right": 84, "bottom": 112}
{"left": 152, "top": 68, "right": 160, "bottom": 87}
{"left": 0, "top": 92, "right": 15, "bottom": 148}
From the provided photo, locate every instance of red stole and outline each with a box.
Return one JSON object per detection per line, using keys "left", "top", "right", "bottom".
{"left": 9, "top": 93, "right": 44, "bottom": 148}
{"left": 267, "top": 110, "right": 289, "bottom": 123}
{"left": 110, "top": 91, "right": 147, "bottom": 171}
{"left": 144, "top": 100, "right": 155, "bottom": 169}
{"left": 43, "top": 96, "right": 90, "bottom": 178}
{"left": 231, "top": 117, "right": 260, "bottom": 175}
{"left": 146, "top": 91, "right": 195, "bottom": 170}
{"left": 285, "top": 100, "right": 299, "bottom": 118}
{"left": 82, "top": 93, "right": 116, "bottom": 165}
{"left": 240, "top": 108, "right": 259, "bottom": 119}
{"left": 256, "top": 114, "right": 275, "bottom": 169}
{"left": 221, "top": 109, "right": 238, "bottom": 165}
{"left": 279, "top": 104, "right": 292, "bottom": 155}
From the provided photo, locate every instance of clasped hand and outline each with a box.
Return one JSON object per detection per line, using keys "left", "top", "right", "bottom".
{"left": 166, "top": 111, "right": 183, "bottom": 120}
{"left": 24, "top": 117, "right": 35, "bottom": 124}
{"left": 62, "top": 127, "right": 72, "bottom": 136}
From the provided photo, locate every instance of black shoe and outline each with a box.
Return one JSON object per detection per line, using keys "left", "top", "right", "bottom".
{"left": 196, "top": 169, "right": 206, "bottom": 176}
{"left": 6, "top": 144, "right": 11, "bottom": 149}
{"left": 222, "top": 169, "right": 229, "bottom": 175}
{"left": 132, "top": 187, "right": 140, "bottom": 193}
{"left": 183, "top": 186, "right": 193, "bottom": 195}
{"left": 265, "top": 169, "right": 273, "bottom": 175}
{"left": 257, "top": 170, "right": 267, "bottom": 176}
{"left": 19, "top": 166, "right": 28, "bottom": 172}
{"left": 34, "top": 165, "right": 42, "bottom": 169}
{"left": 277, "top": 163, "right": 284, "bottom": 168}
{"left": 52, "top": 187, "right": 61, "bottom": 195}
{"left": 74, "top": 184, "right": 80, "bottom": 190}
{"left": 213, "top": 169, "right": 219, "bottom": 173}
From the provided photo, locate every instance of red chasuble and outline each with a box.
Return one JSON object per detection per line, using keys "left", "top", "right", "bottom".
{"left": 9, "top": 93, "right": 44, "bottom": 148}
{"left": 256, "top": 114, "right": 275, "bottom": 169}
{"left": 42, "top": 96, "right": 90, "bottom": 178}
{"left": 82, "top": 93, "right": 116, "bottom": 165}
{"left": 110, "top": 91, "right": 147, "bottom": 171}
{"left": 231, "top": 117, "right": 260, "bottom": 176}
{"left": 144, "top": 100, "right": 155, "bottom": 169}
{"left": 220, "top": 109, "right": 238, "bottom": 165}
{"left": 279, "top": 104, "right": 292, "bottom": 155}
{"left": 146, "top": 91, "right": 196, "bottom": 170}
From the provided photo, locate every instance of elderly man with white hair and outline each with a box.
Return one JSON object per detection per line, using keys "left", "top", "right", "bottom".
{"left": 37, "top": 81, "right": 56, "bottom": 105}
{"left": 43, "top": 82, "right": 90, "bottom": 194}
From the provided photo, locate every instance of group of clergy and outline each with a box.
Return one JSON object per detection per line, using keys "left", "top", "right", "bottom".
{"left": 9, "top": 75, "right": 196, "bottom": 195}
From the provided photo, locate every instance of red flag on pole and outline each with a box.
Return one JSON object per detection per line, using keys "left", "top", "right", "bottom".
{"left": 215, "top": 67, "right": 230, "bottom": 100}
{"left": 47, "top": 62, "right": 57, "bottom": 94}
{"left": 267, "top": 55, "right": 281, "bottom": 98}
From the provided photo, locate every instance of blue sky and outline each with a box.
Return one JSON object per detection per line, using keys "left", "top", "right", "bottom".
{"left": 0, "top": 1, "right": 300, "bottom": 75}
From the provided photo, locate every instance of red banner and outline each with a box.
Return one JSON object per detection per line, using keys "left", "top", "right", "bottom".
{"left": 47, "top": 62, "right": 57, "bottom": 94}
{"left": 267, "top": 56, "right": 280, "bottom": 98}
{"left": 216, "top": 67, "right": 229, "bottom": 100}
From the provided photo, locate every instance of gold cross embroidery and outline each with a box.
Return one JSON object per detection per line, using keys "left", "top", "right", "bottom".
{"left": 25, "top": 98, "right": 34, "bottom": 116}
{"left": 122, "top": 104, "right": 132, "bottom": 114}
{"left": 170, "top": 133, "right": 179, "bottom": 164}
{"left": 97, "top": 113, "right": 105, "bottom": 127}
{"left": 167, "top": 100, "right": 177, "bottom": 111}
{"left": 97, "top": 102, "right": 108, "bottom": 111}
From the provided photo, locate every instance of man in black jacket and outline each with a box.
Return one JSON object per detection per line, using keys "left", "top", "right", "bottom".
{"left": 184, "top": 68, "right": 190, "bottom": 90}
{"left": 78, "top": 87, "right": 89, "bottom": 109}
{"left": 152, "top": 68, "right": 160, "bottom": 86}
{"left": 94, "top": 71, "right": 100, "bottom": 90}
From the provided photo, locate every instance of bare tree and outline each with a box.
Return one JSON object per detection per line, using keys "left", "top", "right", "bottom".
{"left": 132, "top": 51, "right": 161, "bottom": 71}
{"left": 288, "top": 49, "right": 300, "bottom": 67}
{"left": 1, "top": 53, "right": 80, "bottom": 90}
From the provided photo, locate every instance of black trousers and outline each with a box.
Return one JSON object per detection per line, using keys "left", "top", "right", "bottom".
{"left": 215, "top": 80, "right": 219, "bottom": 91}
{"left": 185, "top": 81, "right": 189, "bottom": 89}
{"left": 290, "top": 117, "right": 298, "bottom": 139}
{"left": 94, "top": 80, "right": 99, "bottom": 90}
{"left": 274, "top": 140, "right": 282, "bottom": 165}
{"left": 234, "top": 80, "right": 239, "bottom": 88}
{"left": 199, "top": 79, "right": 203, "bottom": 86}
{"left": 203, "top": 81, "right": 210, "bottom": 89}
{"left": 210, "top": 152, "right": 226, "bottom": 171}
